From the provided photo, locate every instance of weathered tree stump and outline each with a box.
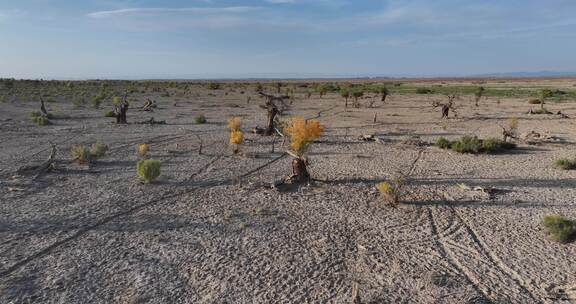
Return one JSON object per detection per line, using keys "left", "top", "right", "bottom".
{"left": 115, "top": 93, "right": 129, "bottom": 124}
{"left": 291, "top": 158, "right": 310, "bottom": 184}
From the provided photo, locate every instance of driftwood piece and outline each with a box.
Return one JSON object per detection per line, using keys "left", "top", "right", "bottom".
{"left": 17, "top": 144, "right": 57, "bottom": 179}
{"left": 142, "top": 99, "right": 157, "bottom": 112}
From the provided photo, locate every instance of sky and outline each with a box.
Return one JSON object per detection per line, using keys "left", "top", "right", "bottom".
{"left": 0, "top": 0, "right": 575, "bottom": 79}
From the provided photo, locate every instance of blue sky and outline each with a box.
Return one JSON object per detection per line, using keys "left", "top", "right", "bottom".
{"left": 1, "top": 0, "right": 575, "bottom": 79}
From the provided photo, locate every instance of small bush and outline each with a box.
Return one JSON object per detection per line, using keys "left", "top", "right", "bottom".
{"left": 447, "top": 136, "right": 515, "bottom": 154}
{"left": 229, "top": 130, "right": 244, "bottom": 145}
{"left": 376, "top": 175, "right": 404, "bottom": 205}
{"left": 555, "top": 158, "right": 576, "bottom": 170}
{"left": 29, "top": 110, "right": 42, "bottom": 118}
{"left": 137, "top": 159, "right": 161, "bottom": 183}
{"left": 435, "top": 137, "right": 452, "bottom": 149}
{"left": 528, "top": 99, "right": 542, "bottom": 104}
{"left": 70, "top": 145, "right": 91, "bottom": 164}
{"left": 193, "top": 114, "right": 207, "bottom": 124}
{"left": 90, "top": 140, "right": 108, "bottom": 158}
{"left": 481, "top": 138, "right": 516, "bottom": 153}
{"left": 416, "top": 88, "right": 433, "bottom": 94}
{"left": 543, "top": 215, "right": 576, "bottom": 243}
{"left": 91, "top": 96, "right": 103, "bottom": 108}
{"left": 208, "top": 83, "right": 221, "bottom": 90}
{"left": 104, "top": 110, "right": 116, "bottom": 117}
{"left": 32, "top": 116, "right": 50, "bottom": 126}
{"left": 138, "top": 144, "right": 149, "bottom": 157}
{"left": 451, "top": 136, "right": 483, "bottom": 154}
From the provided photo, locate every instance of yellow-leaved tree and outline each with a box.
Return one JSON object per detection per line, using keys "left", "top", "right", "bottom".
{"left": 228, "top": 117, "right": 243, "bottom": 154}
{"left": 284, "top": 117, "right": 324, "bottom": 183}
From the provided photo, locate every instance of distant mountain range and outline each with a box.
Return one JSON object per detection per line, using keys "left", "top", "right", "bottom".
{"left": 471, "top": 71, "right": 576, "bottom": 78}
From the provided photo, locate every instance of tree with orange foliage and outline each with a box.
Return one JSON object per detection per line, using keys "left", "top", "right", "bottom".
{"left": 284, "top": 117, "right": 324, "bottom": 183}
{"left": 228, "top": 117, "right": 244, "bottom": 154}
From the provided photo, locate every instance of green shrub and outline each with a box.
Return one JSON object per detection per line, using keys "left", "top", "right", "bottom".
{"left": 451, "top": 136, "right": 482, "bottom": 154}
{"left": 90, "top": 140, "right": 108, "bottom": 158}
{"left": 555, "top": 159, "right": 576, "bottom": 170}
{"left": 481, "top": 138, "right": 516, "bottom": 153}
{"left": 435, "top": 137, "right": 452, "bottom": 149}
{"left": 137, "top": 159, "right": 161, "bottom": 183}
{"left": 104, "top": 110, "right": 116, "bottom": 117}
{"left": 208, "top": 83, "right": 221, "bottom": 90}
{"left": 543, "top": 215, "right": 576, "bottom": 243}
{"left": 416, "top": 88, "right": 433, "bottom": 94}
{"left": 32, "top": 115, "right": 50, "bottom": 126}
{"left": 91, "top": 95, "right": 103, "bottom": 108}
{"left": 29, "top": 110, "right": 42, "bottom": 118}
{"left": 448, "top": 136, "right": 515, "bottom": 154}
{"left": 193, "top": 114, "right": 207, "bottom": 124}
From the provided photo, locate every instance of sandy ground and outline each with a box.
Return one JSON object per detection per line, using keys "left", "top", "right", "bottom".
{"left": 1, "top": 79, "right": 575, "bottom": 303}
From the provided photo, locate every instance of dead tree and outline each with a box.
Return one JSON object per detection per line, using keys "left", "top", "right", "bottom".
{"left": 40, "top": 97, "right": 48, "bottom": 116}
{"left": 258, "top": 92, "right": 289, "bottom": 136}
{"left": 18, "top": 143, "right": 57, "bottom": 180}
{"left": 114, "top": 93, "right": 129, "bottom": 124}
{"left": 433, "top": 94, "right": 458, "bottom": 119}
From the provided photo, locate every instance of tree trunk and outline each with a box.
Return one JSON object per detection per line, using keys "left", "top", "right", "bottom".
{"left": 265, "top": 107, "right": 278, "bottom": 136}
{"left": 291, "top": 158, "right": 310, "bottom": 184}
{"left": 40, "top": 98, "right": 48, "bottom": 116}
{"left": 441, "top": 104, "right": 450, "bottom": 118}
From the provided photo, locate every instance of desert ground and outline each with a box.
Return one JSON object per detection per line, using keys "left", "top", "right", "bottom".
{"left": 0, "top": 78, "right": 575, "bottom": 303}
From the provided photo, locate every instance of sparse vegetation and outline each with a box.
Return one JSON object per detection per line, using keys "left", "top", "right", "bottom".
{"left": 90, "top": 140, "right": 108, "bottom": 158}
{"left": 29, "top": 110, "right": 50, "bottom": 126}
{"left": 436, "top": 136, "right": 515, "bottom": 154}
{"left": 70, "top": 145, "right": 91, "bottom": 164}
{"left": 138, "top": 144, "right": 149, "bottom": 157}
{"left": 377, "top": 174, "right": 405, "bottom": 205}
{"left": 193, "top": 114, "right": 207, "bottom": 124}
{"left": 542, "top": 215, "right": 576, "bottom": 243}
{"left": 555, "top": 158, "right": 576, "bottom": 170}
{"left": 136, "top": 159, "right": 161, "bottom": 183}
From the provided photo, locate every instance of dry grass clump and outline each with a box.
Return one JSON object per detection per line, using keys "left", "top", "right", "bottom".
{"left": 284, "top": 117, "right": 324, "bottom": 157}
{"left": 136, "top": 159, "right": 161, "bottom": 183}
{"left": 543, "top": 215, "right": 576, "bottom": 243}
{"left": 138, "top": 144, "right": 149, "bottom": 157}
{"left": 554, "top": 158, "right": 576, "bottom": 170}
{"left": 90, "top": 140, "right": 108, "bottom": 158}
{"left": 376, "top": 175, "right": 405, "bottom": 205}
{"left": 70, "top": 145, "right": 91, "bottom": 164}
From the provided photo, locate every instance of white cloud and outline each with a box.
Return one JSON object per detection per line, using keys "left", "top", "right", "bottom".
{"left": 87, "top": 7, "right": 261, "bottom": 18}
